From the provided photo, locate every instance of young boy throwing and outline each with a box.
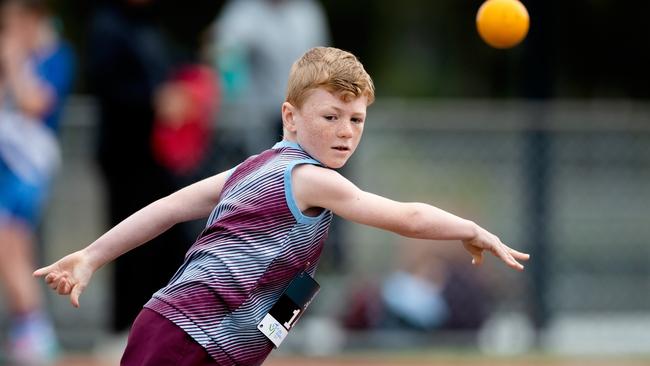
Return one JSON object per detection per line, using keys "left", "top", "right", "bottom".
{"left": 35, "top": 47, "right": 529, "bottom": 365}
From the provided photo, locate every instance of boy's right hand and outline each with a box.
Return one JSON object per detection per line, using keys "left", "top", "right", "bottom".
{"left": 33, "top": 250, "right": 95, "bottom": 308}
{"left": 462, "top": 225, "right": 530, "bottom": 271}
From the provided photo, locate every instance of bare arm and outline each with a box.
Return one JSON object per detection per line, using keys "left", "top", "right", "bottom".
{"left": 83, "top": 171, "right": 229, "bottom": 269}
{"left": 34, "top": 170, "right": 231, "bottom": 307}
{"left": 292, "top": 164, "right": 529, "bottom": 270}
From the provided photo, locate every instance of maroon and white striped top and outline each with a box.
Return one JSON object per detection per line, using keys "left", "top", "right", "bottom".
{"left": 145, "top": 140, "right": 333, "bottom": 365}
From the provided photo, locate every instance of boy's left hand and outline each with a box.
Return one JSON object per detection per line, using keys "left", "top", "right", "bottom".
{"left": 462, "top": 226, "right": 530, "bottom": 271}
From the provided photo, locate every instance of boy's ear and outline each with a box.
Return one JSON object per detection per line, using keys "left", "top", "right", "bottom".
{"left": 281, "top": 102, "right": 298, "bottom": 133}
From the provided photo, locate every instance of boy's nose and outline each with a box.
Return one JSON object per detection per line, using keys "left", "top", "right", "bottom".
{"left": 336, "top": 121, "right": 353, "bottom": 137}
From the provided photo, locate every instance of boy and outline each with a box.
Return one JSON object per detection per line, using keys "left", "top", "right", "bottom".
{"left": 35, "top": 47, "right": 529, "bottom": 365}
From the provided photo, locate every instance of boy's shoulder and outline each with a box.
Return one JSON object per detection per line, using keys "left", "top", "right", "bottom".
{"left": 291, "top": 163, "right": 359, "bottom": 211}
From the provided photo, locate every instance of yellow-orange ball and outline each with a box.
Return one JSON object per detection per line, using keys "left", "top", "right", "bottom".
{"left": 476, "top": 0, "right": 529, "bottom": 49}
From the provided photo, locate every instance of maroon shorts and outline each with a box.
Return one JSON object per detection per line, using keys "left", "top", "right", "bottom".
{"left": 121, "top": 308, "right": 218, "bottom": 366}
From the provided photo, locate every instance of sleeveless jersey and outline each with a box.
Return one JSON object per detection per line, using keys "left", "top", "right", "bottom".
{"left": 145, "top": 140, "right": 333, "bottom": 365}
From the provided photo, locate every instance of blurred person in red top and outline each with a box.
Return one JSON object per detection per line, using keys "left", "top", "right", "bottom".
{"left": 152, "top": 64, "right": 219, "bottom": 178}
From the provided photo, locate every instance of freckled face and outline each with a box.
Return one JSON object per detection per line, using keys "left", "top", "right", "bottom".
{"left": 286, "top": 89, "right": 367, "bottom": 169}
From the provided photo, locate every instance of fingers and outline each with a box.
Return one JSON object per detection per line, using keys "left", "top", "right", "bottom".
{"left": 463, "top": 242, "right": 484, "bottom": 266}
{"left": 47, "top": 273, "right": 69, "bottom": 292}
{"left": 70, "top": 284, "right": 84, "bottom": 308}
{"left": 495, "top": 245, "right": 525, "bottom": 271}
{"left": 43, "top": 271, "right": 77, "bottom": 298}
{"left": 471, "top": 252, "right": 484, "bottom": 266}
{"left": 502, "top": 245, "right": 530, "bottom": 271}
{"left": 507, "top": 258, "right": 525, "bottom": 271}
{"left": 465, "top": 235, "right": 529, "bottom": 271}
{"left": 509, "top": 247, "right": 531, "bottom": 261}
{"left": 56, "top": 280, "right": 72, "bottom": 295}
{"left": 45, "top": 273, "right": 62, "bottom": 289}
{"left": 33, "top": 265, "right": 55, "bottom": 277}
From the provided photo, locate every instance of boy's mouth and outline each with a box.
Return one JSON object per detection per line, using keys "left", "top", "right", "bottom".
{"left": 332, "top": 146, "right": 350, "bottom": 151}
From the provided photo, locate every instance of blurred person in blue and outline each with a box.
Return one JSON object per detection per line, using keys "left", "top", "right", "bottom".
{"left": 343, "top": 238, "right": 488, "bottom": 332}
{"left": 0, "top": 0, "right": 74, "bottom": 363}
{"left": 380, "top": 238, "right": 489, "bottom": 331}
{"left": 212, "top": 0, "right": 330, "bottom": 155}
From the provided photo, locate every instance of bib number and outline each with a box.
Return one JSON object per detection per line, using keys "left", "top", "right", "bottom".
{"left": 257, "top": 271, "right": 320, "bottom": 347}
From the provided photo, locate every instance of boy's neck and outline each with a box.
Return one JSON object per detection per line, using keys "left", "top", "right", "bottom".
{"left": 281, "top": 134, "right": 297, "bottom": 143}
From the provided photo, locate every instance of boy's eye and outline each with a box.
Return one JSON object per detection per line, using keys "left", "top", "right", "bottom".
{"left": 352, "top": 118, "right": 364, "bottom": 124}
{"left": 324, "top": 115, "right": 336, "bottom": 121}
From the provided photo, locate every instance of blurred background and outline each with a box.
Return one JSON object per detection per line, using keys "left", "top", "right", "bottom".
{"left": 1, "top": 0, "right": 649, "bottom": 365}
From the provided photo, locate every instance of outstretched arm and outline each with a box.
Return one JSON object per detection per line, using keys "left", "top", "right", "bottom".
{"left": 292, "top": 165, "right": 529, "bottom": 271}
{"left": 34, "top": 170, "right": 231, "bottom": 307}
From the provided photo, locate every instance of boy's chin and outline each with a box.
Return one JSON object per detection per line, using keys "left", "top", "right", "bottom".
{"left": 326, "top": 160, "right": 348, "bottom": 169}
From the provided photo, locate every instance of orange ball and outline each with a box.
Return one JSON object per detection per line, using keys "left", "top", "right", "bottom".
{"left": 476, "top": 0, "right": 529, "bottom": 49}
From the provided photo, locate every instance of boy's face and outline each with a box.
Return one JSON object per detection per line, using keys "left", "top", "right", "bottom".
{"left": 284, "top": 88, "right": 367, "bottom": 169}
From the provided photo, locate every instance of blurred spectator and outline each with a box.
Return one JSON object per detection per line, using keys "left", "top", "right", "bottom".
{"left": 342, "top": 238, "right": 489, "bottom": 332}
{"left": 87, "top": 0, "right": 213, "bottom": 335}
{"left": 0, "top": 0, "right": 74, "bottom": 363}
{"left": 152, "top": 63, "right": 219, "bottom": 180}
{"left": 212, "top": 0, "right": 330, "bottom": 154}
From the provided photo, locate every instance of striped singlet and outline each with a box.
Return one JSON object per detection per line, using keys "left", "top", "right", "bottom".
{"left": 145, "top": 140, "right": 333, "bottom": 365}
